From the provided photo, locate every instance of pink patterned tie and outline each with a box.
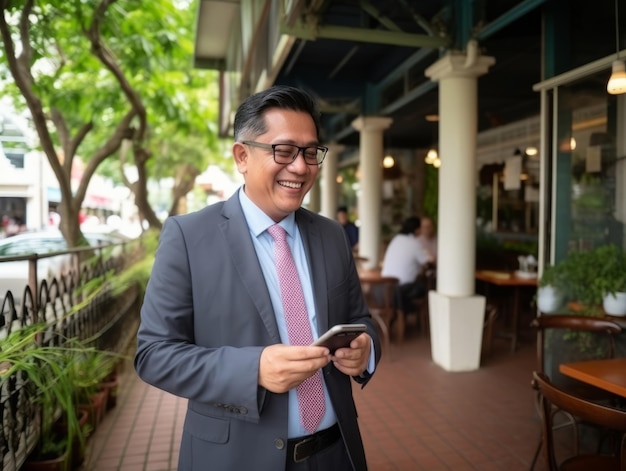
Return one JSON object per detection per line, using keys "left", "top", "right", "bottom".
{"left": 268, "top": 224, "right": 325, "bottom": 434}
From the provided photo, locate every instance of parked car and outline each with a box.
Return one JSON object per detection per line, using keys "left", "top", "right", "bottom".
{"left": 0, "top": 229, "right": 128, "bottom": 310}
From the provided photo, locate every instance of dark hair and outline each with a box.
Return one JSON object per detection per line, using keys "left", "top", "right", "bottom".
{"left": 337, "top": 206, "right": 348, "bottom": 214}
{"left": 233, "top": 85, "right": 322, "bottom": 141}
{"left": 399, "top": 217, "right": 421, "bottom": 235}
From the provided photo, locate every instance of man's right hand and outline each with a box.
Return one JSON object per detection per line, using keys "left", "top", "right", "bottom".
{"left": 259, "top": 344, "right": 331, "bottom": 393}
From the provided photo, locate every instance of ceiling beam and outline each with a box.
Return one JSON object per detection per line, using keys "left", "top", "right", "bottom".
{"left": 359, "top": 0, "right": 403, "bottom": 32}
{"left": 476, "top": 0, "right": 548, "bottom": 40}
{"left": 281, "top": 22, "right": 449, "bottom": 49}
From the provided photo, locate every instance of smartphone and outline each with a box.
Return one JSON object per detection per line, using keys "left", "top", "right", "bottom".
{"left": 312, "top": 324, "right": 367, "bottom": 353}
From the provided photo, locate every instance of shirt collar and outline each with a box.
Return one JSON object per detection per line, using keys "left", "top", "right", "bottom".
{"left": 238, "top": 186, "right": 297, "bottom": 238}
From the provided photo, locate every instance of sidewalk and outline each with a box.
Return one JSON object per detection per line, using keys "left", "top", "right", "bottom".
{"left": 82, "top": 361, "right": 186, "bottom": 471}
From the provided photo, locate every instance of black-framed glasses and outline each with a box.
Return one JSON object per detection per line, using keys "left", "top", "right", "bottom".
{"left": 241, "top": 140, "right": 328, "bottom": 165}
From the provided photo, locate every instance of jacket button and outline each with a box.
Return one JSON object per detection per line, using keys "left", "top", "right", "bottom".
{"left": 239, "top": 407, "right": 248, "bottom": 414}
{"left": 274, "top": 438, "right": 285, "bottom": 450}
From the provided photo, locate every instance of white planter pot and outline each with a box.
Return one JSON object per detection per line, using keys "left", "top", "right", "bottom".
{"left": 603, "top": 292, "right": 626, "bottom": 316}
{"left": 537, "top": 286, "right": 564, "bottom": 314}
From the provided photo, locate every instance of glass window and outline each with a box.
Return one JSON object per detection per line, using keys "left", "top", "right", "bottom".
{"left": 550, "top": 70, "right": 625, "bottom": 262}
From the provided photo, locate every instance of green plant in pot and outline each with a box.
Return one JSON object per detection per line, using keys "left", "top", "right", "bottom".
{"left": 67, "top": 347, "right": 119, "bottom": 431}
{"left": 591, "top": 245, "right": 626, "bottom": 316}
{"left": 537, "top": 264, "right": 567, "bottom": 313}
{"left": 541, "top": 244, "right": 626, "bottom": 315}
{"left": 561, "top": 249, "right": 605, "bottom": 309}
{"left": 0, "top": 324, "right": 85, "bottom": 468}
{"left": 1, "top": 324, "right": 122, "bottom": 469}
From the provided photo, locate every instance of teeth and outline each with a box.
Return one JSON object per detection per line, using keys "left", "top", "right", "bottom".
{"left": 279, "top": 181, "right": 302, "bottom": 189}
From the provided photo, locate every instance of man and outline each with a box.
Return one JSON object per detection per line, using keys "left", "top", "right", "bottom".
{"left": 134, "top": 85, "right": 381, "bottom": 471}
{"left": 336, "top": 205, "right": 359, "bottom": 249}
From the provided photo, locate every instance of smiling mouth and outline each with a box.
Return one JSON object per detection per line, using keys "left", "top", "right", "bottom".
{"left": 278, "top": 181, "right": 303, "bottom": 189}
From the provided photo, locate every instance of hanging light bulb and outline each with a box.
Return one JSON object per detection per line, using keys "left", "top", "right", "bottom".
{"left": 608, "top": 0, "right": 626, "bottom": 94}
{"left": 608, "top": 60, "right": 626, "bottom": 94}
{"left": 424, "top": 148, "right": 438, "bottom": 164}
{"left": 525, "top": 146, "right": 538, "bottom": 156}
{"left": 433, "top": 157, "right": 442, "bottom": 168}
{"left": 382, "top": 155, "right": 395, "bottom": 168}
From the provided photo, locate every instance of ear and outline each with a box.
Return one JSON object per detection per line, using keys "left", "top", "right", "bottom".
{"left": 233, "top": 142, "right": 249, "bottom": 175}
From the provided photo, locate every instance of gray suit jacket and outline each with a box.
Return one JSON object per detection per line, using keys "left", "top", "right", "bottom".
{"left": 134, "top": 191, "right": 381, "bottom": 471}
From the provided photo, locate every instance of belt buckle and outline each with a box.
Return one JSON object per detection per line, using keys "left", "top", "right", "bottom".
{"left": 293, "top": 435, "right": 316, "bottom": 463}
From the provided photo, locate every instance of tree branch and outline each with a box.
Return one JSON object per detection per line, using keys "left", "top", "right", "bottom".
{"left": 73, "top": 110, "right": 137, "bottom": 205}
{"left": 85, "top": 0, "right": 148, "bottom": 141}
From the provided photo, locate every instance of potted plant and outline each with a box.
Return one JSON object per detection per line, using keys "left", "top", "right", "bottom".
{"left": 0, "top": 324, "right": 85, "bottom": 470}
{"left": 0, "top": 324, "right": 122, "bottom": 470}
{"left": 67, "top": 347, "right": 119, "bottom": 431}
{"left": 540, "top": 245, "right": 626, "bottom": 315}
{"left": 591, "top": 245, "right": 626, "bottom": 316}
{"left": 537, "top": 264, "right": 566, "bottom": 313}
{"left": 560, "top": 249, "right": 606, "bottom": 310}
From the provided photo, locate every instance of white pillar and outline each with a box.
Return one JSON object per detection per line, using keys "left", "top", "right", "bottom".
{"left": 351, "top": 117, "right": 392, "bottom": 269}
{"left": 320, "top": 144, "right": 343, "bottom": 219}
{"left": 425, "top": 47, "right": 495, "bottom": 371}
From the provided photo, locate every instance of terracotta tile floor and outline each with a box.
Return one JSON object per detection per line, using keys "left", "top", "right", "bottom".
{"left": 81, "top": 321, "right": 551, "bottom": 471}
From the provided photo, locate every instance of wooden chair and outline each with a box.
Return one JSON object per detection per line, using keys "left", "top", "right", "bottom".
{"left": 417, "top": 264, "right": 436, "bottom": 337}
{"left": 398, "top": 264, "right": 436, "bottom": 340}
{"left": 481, "top": 303, "right": 499, "bottom": 358}
{"left": 360, "top": 275, "right": 399, "bottom": 359}
{"left": 529, "top": 314, "right": 623, "bottom": 470}
{"left": 533, "top": 371, "right": 626, "bottom": 470}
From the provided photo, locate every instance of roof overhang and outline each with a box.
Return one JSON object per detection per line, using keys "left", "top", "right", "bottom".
{"left": 193, "top": 0, "right": 239, "bottom": 70}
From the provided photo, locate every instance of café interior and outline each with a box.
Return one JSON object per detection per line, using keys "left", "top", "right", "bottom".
{"left": 177, "top": 0, "right": 626, "bottom": 469}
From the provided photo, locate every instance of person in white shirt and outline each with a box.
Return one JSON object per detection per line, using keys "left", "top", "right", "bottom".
{"left": 418, "top": 216, "right": 437, "bottom": 263}
{"left": 381, "top": 217, "right": 434, "bottom": 314}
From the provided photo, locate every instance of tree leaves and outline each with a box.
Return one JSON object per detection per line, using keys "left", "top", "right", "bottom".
{"left": 1, "top": 0, "right": 224, "bottom": 241}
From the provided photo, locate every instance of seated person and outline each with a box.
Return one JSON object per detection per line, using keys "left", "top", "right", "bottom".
{"left": 336, "top": 205, "right": 359, "bottom": 249}
{"left": 381, "top": 217, "right": 434, "bottom": 313}
{"left": 418, "top": 216, "right": 438, "bottom": 263}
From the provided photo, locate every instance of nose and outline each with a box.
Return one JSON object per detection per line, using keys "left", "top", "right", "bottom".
{"left": 286, "top": 149, "right": 309, "bottom": 172}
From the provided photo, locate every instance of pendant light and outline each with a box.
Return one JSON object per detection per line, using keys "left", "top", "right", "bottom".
{"left": 607, "top": 0, "right": 626, "bottom": 94}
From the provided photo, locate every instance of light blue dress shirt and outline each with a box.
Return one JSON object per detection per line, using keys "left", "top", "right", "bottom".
{"left": 238, "top": 189, "right": 339, "bottom": 437}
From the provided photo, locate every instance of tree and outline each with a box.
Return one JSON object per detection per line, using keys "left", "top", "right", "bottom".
{"left": 0, "top": 0, "right": 220, "bottom": 246}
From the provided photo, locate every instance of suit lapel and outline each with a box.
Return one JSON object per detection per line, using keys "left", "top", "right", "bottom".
{"left": 296, "top": 209, "right": 330, "bottom": 336}
{"left": 220, "top": 195, "right": 281, "bottom": 343}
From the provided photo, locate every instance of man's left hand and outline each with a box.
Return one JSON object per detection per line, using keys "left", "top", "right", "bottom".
{"left": 331, "top": 333, "right": 371, "bottom": 376}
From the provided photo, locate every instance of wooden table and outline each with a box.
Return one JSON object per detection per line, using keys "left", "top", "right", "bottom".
{"left": 357, "top": 267, "right": 385, "bottom": 283}
{"left": 475, "top": 270, "right": 538, "bottom": 352}
{"left": 559, "top": 357, "right": 626, "bottom": 398}
{"left": 357, "top": 268, "right": 397, "bottom": 355}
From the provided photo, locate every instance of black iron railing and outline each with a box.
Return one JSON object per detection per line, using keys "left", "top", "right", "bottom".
{"left": 0, "top": 238, "right": 145, "bottom": 470}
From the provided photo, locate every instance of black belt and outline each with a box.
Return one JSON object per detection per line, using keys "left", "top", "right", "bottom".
{"left": 287, "top": 423, "right": 341, "bottom": 463}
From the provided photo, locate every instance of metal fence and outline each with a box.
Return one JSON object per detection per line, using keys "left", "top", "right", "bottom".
{"left": 0, "top": 239, "right": 145, "bottom": 470}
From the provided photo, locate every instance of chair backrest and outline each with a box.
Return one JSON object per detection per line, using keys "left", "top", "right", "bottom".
{"left": 533, "top": 371, "right": 626, "bottom": 469}
{"left": 481, "top": 304, "right": 499, "bottom": 358}
{"left": 417, "top": 263, "right": 436, "bottom": 292}
{"left": 360, "top": 275, "right": 399, "bottom": 356}
{"left": 531, "top": 315, "right": 622, "bottom": 388}
{"left": 362, "top": 276, "right": 399, "bottom": 316}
